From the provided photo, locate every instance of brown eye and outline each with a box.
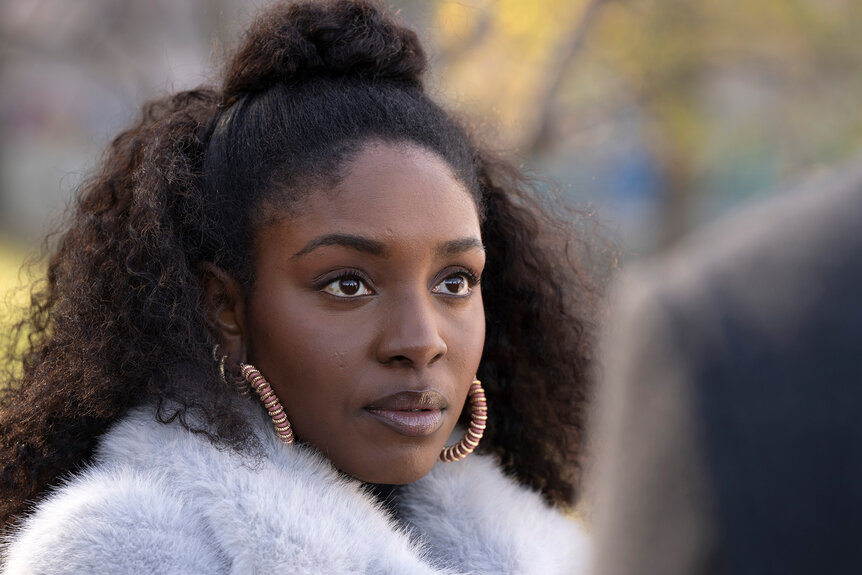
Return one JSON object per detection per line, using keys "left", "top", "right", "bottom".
{"left": 322, "top": 275, "right": 373, "bottom": 298}
{"left": 432, "top": 273, "right": 472, "bottom": 296}
{"left": 340, "top": 278, "right": 360, "bottom": 295}
{"left": 444, "top": 277, "right": 465, "bottom": 293}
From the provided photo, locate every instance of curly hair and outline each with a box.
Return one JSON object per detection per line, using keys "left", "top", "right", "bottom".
{"left": 0, "top": 0, "right": 604, "bottom": 526}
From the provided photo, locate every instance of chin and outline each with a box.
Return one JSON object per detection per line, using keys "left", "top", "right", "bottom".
{"left": 335, "top": 447, "right": 439, "bottom": 485}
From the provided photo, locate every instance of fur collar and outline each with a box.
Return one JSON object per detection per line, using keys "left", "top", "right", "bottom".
{"left": 3, "top": 404, "right": 589, "bottom": 574}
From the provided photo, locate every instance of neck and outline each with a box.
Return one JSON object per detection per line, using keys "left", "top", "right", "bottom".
{"left": 363, "top": 483, "right": 401, "bottom": 517}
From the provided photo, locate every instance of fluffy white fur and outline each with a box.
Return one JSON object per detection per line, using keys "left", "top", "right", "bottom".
{"left": 2, "top": 404, "right": 589, "bottom": 574}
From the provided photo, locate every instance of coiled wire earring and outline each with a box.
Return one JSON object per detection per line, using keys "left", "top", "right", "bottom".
{"left": 440, "top": 379, "right": 487, "bottom": 462}
{"left": 240, "top": 363, "right": 295, "bottom": 445}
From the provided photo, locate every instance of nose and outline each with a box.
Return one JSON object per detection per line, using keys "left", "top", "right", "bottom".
{"left": 375, "top": 292, "right": 447, "bottom": 367}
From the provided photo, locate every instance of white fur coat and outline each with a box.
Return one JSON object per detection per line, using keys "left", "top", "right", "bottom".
{"left": 2, "top": 404, "right": 589, "bottom": 574}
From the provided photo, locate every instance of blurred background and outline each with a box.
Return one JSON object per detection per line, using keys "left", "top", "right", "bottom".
{"left": 2, "top": 0, "right": 862, "bottom": 330}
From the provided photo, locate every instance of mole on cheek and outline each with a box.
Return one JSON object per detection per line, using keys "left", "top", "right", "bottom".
{"left": 332, "top": 351, "right": 347, "bottom": 370}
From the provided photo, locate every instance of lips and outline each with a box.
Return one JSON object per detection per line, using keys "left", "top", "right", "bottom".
{"left": 365, "top": 390, "right": 447, "bottom": 437}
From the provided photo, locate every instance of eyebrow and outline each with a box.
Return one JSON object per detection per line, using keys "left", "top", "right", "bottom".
{"left": 436, "top": 237, "right": 486, "bottom": 257}
{"left": 292, "top": 234, "right": 387, "bottom": 259}
{"left": 292, "top": 233, "right": 485, "bottom": 260}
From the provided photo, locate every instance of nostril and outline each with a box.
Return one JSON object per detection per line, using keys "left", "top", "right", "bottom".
{"left": 375, "top": 309, "right": 449, "bottom": 366}
{"left": 387, "top": 354, "right": 412, "bottom": 365}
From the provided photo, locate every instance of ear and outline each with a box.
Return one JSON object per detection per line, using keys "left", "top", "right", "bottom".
{"left": 199, "top": 262, "right": 247, "bottom": 363}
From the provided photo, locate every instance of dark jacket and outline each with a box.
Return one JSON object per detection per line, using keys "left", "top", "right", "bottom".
{"left": 590, "top": 160, "right": 862, "bottom": 575}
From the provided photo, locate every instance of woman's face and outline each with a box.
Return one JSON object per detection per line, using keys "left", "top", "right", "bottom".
{"left": 243, "top": 141, "right": 486, "bottom": 484}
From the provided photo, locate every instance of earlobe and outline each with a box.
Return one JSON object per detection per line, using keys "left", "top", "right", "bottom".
{"left": 199, "top": 262, "right": 247, "bottom": 361}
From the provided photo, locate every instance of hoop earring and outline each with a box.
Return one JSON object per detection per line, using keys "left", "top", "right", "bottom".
{"left": 440, "top": 379, "right": 487, "bottom": 462}
{"left": 239, "top": 362, "right": 295, "bottom": 445}
{"left": 212, "top": 345, "right": 251, "bottom": 397}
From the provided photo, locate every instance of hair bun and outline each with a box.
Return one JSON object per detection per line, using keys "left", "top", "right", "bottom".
{"left": 223, "top": 0, "right": 426, "bottom": 100}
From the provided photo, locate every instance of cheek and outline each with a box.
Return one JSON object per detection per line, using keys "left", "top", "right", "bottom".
{"left": 462, "top": 296, "right": 486, "bottom": 367}
{"left": 246, "top": 296, "right": 363, "bottom": 403}
{"left": 442, "top": 297, "right": 486, "bottom": 392}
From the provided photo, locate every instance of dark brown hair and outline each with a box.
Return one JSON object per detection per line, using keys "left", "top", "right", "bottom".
{"left": 0, "top": 0, "right": 604, "bottom": 525}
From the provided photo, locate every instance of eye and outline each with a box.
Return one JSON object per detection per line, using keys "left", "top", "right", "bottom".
{"left": 432, "top": 272, "right": 477, "bottom": 297}
{"left": 322, "top": 275, "right": 374, "bottom": 298}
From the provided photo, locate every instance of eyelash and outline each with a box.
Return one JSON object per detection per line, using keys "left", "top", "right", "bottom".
{"left": 315, "top": 268, "right": 481, "bottom": 299}
{"left": 437, "top": 269, "right": 481, "bottom": 295}
{"left": 315, "top": 269, "right": 374, "bottom": 298}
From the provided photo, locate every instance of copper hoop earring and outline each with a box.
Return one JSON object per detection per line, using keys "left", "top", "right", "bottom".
{"left": 212, "top": 345, "right": 250, "bottom": 397}
{"left": 440, "top": 379, "right": 487, "bottom": 462}
{"left": 239, "top": 362, "right": 295, "bottom": 445}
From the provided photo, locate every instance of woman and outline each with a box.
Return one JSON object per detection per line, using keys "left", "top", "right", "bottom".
{"left": 0, "top": 1, "right": 601, "bottom": 572}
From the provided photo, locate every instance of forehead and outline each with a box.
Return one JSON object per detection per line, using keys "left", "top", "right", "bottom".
{"left": 277, "top": 142, "right": 482, "bottom": 247}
